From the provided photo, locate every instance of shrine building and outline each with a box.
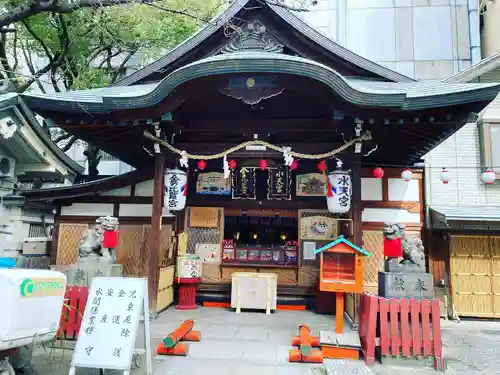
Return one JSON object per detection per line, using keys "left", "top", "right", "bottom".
{"left": 19, "top": 0, "right": 500, "bottom": 317}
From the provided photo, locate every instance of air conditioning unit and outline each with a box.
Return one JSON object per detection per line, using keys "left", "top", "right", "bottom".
{"left": 0, "top": 155, "right": 15, "bottom": 179}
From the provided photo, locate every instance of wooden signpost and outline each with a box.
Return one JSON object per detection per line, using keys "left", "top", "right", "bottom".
{"left": 313, "top": 236, "right": 370, "bottom": 360}
{"left": 68, "top": 277, "right": 152, "bottom": 375}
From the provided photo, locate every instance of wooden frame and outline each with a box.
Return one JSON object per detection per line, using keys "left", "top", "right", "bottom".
{"left": 479, "top": 121, "right": 500, "bottom": 178}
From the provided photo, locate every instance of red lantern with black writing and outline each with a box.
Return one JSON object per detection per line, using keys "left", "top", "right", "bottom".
{"left": 197, "top": 160, "right": 207, "bottom": 171}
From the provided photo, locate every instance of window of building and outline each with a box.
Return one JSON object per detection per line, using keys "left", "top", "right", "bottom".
{"left": 479, "top": 122, "right": 500, "bottom": 177}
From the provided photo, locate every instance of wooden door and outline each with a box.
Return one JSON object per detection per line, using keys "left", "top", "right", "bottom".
{"left": 450, "top": 235, "right": 495, "bottom": 317}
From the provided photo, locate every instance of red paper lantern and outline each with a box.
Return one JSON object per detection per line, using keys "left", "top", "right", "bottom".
{"left": 197, "top": 160, "right": 207, "bottom": 171}
{"left": 103, "top": 230, "right": 119, "bottom": 248}
{"left": 229, "top": 159, "right": 237, "bottom": 169}
{"left": 290, "top": 160, "right": 298, "bottom": 171}
{"left": 259, "top": 159, "right": 267, "bottom": 170}
{"left": 317, "top": 160, "right": 327, "bottom": 173}
{"left": 373, "top": 167, "right": 384, "bottom": 179}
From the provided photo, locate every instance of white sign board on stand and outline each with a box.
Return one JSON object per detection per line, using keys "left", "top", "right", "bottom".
{"left": 69, "top": 277, "right": 152, "bottom": 375}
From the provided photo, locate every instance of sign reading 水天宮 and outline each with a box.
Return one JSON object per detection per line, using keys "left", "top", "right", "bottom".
{"left": 70, "top": 277, "right": 151, "bottom": 374}
{"left": 267, "top": 165, "right": 291, "bottom": 200}
{"left": 20, "top": 277, "right": 66, "bottom": 298}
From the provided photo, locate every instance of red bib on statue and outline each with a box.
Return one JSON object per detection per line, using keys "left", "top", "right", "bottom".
{"left": 384, "top": 238, "right": 402, "bottom": 257}
{"left": 103, "top": 230, "right": 119, "bottom": 248}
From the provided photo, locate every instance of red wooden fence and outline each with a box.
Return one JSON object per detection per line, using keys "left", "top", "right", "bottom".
{"left": 359, "top": 293, "right": 445, "bottom": 371}
{"left": 58, "top": 285, "right": 89, "bottom": 340}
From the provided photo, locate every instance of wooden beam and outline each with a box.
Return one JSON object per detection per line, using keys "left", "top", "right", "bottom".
{"left": 173, "top": 142, "right": 349, "bottom": 157}
{"left": 166, "top": 118, "right": 341, "bottom": 133}
{"left": 148, "top": 153, "right": 165, "bottom": 315}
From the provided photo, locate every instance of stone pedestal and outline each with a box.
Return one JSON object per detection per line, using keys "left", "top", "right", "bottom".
{"left": 51, "top": 259, "right": 123, "bottom": 286}
{"left": 378, "top": 271, "right": 434, "bottom": 299}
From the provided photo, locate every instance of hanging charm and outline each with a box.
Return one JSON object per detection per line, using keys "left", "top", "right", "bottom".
{"left": 290, "top": 160, "right": 298, "bottom": 171}
{"left": 223, "top": 155, "right": 231, "bottom": 179}
{"left": 326, "top": 160, "right": 351, "bottom": 214}
{"left": 229, "top": 159, "right": 237, "bottom": 169}
{"left": 179, "top": 151, "right": 189, "bottom": 169}
{"left": 164, "top": 169, "right": 187, "bottom": 211}
{"left": 282, "top": 146, "right": 294, "bottom": 167}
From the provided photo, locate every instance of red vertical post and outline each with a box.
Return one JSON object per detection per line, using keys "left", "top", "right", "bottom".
{"left": 399, "top": 298, "right": 411, "bottom": 356}
{"left": 335, "top": 292, "right": 344, "bottom": 334}
{"left": 431, "top": 299, "right": 445, "bottom": 370}
{"left": 378, "top": 297, "right": 390, "bottom": 356}
{"left": 363, "top": 294, "right": 378, "bottom": 365}
{"left": 421, "top": 299, "right": 432, "bottom": 356}
{"left": 410, "top": 298, "right": 422, "bottom": 356}
{"left": 389, "top": 299, "right": 400, "bottom": 355}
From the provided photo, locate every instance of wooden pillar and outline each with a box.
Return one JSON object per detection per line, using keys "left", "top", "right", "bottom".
{"left": 149, "top": 152, "right": 165, "bottom": 315}
{"left": 348, "top": 157, "right": 362, "bottom": 327}
{"left": 336, "top": 292, "right": 344, "bottom": 334}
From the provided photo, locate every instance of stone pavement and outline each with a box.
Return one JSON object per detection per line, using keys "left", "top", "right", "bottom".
{"left": 28, "top": 307, "right": 500, "bottom": 375}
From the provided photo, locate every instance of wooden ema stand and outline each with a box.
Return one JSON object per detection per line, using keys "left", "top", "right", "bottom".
{"left": 313, "top": 236, "right": 370, "bottom": 360}
{"left": 68, "top": 277, "right": 152, "bottom": 375}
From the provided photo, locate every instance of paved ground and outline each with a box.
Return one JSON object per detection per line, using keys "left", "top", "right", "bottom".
{"left": 26, "top": 307, "right": 500, "bottom": 375}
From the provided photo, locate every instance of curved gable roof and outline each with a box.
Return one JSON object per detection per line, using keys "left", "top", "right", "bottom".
{"left": 112, "top": 0, "right": 415, "bottom": 86}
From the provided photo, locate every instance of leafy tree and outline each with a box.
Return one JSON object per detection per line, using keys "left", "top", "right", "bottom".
{"left": 0, "top": 0, "right": 313, "bottom": 180}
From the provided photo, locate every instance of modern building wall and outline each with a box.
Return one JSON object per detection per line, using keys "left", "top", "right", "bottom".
{"left": 424, "top": 122, "right": 500, "bottom": 208}
{"left": 299, "top": 0, "right": 475, "bottom": 80}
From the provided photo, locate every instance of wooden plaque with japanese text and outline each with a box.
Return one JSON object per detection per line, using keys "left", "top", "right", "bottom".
{"left": 189, "top": 207, "right": 219, "bottom": 228}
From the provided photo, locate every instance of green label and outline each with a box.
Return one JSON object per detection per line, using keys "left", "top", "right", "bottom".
{"left": 20, "top": 277, "right": 66, "bottom": 298}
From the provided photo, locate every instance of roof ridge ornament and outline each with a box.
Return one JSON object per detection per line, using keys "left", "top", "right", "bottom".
{"left": 220, "top": 20, "right": 284, "bottom": 54}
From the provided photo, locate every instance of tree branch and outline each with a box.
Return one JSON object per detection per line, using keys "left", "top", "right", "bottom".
{"left": 19, "top": 37, "right": 47, "bottom": 93}
{"left": 21, "top": 19, "right": 53, "bottom": 61}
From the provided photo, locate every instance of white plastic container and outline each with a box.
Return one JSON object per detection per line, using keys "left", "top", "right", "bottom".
{"left": 0, "top": 269, "right": 67, "bottom": 350}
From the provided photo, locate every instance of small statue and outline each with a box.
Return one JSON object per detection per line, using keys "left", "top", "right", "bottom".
{"left": 77, "top": 216, "right": 119, "bottom": 264}
{"left": 383, "top": 222, "right": 425, "bottom": 273}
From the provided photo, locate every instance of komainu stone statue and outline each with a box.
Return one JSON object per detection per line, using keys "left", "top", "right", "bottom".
{"left": 77, "top": 216, "right": 119, "bottom": 264}
{"left": 382, "top": 222, "right": 425, "bottom": 273}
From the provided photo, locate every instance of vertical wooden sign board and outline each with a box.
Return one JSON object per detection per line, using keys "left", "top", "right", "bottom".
{"left": 68, "top": 277, "right": 152, "bottom": 375}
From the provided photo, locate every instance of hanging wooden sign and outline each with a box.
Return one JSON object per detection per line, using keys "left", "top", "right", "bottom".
{"left": 232, "top": 168, "right": 256, "bottom": 199}
{"left": 196, "top": 172, "right": 231, "bottom": 196}
{"left": 189, "top": 207, "right": 219, "bottom": 228}
{"left": 296, "top": 173, "right": 327, "bottom": 197}
{"left": 267, "top": 165, "right": 291, "bottom": 200}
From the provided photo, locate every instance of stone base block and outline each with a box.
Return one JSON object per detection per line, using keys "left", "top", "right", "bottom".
{"left": 378, "top": 271, "right": 434, "bottom": 299}
{"left": 68, "top": 260, "right": 123, "bottom": 286}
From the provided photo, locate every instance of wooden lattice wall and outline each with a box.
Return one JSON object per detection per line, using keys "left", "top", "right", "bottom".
{"left": 56, "top": 222, "right": 175, "bottom": 278}
{"left": 362, "top": 230, "right": 384, "bottom": 293}
{"left": 185, "top": 207, "right": 224, "bottom": 254}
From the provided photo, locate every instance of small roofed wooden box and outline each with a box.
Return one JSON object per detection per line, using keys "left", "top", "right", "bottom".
{"left": 315, "top": 236, "right": 370, "bottom": 294}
